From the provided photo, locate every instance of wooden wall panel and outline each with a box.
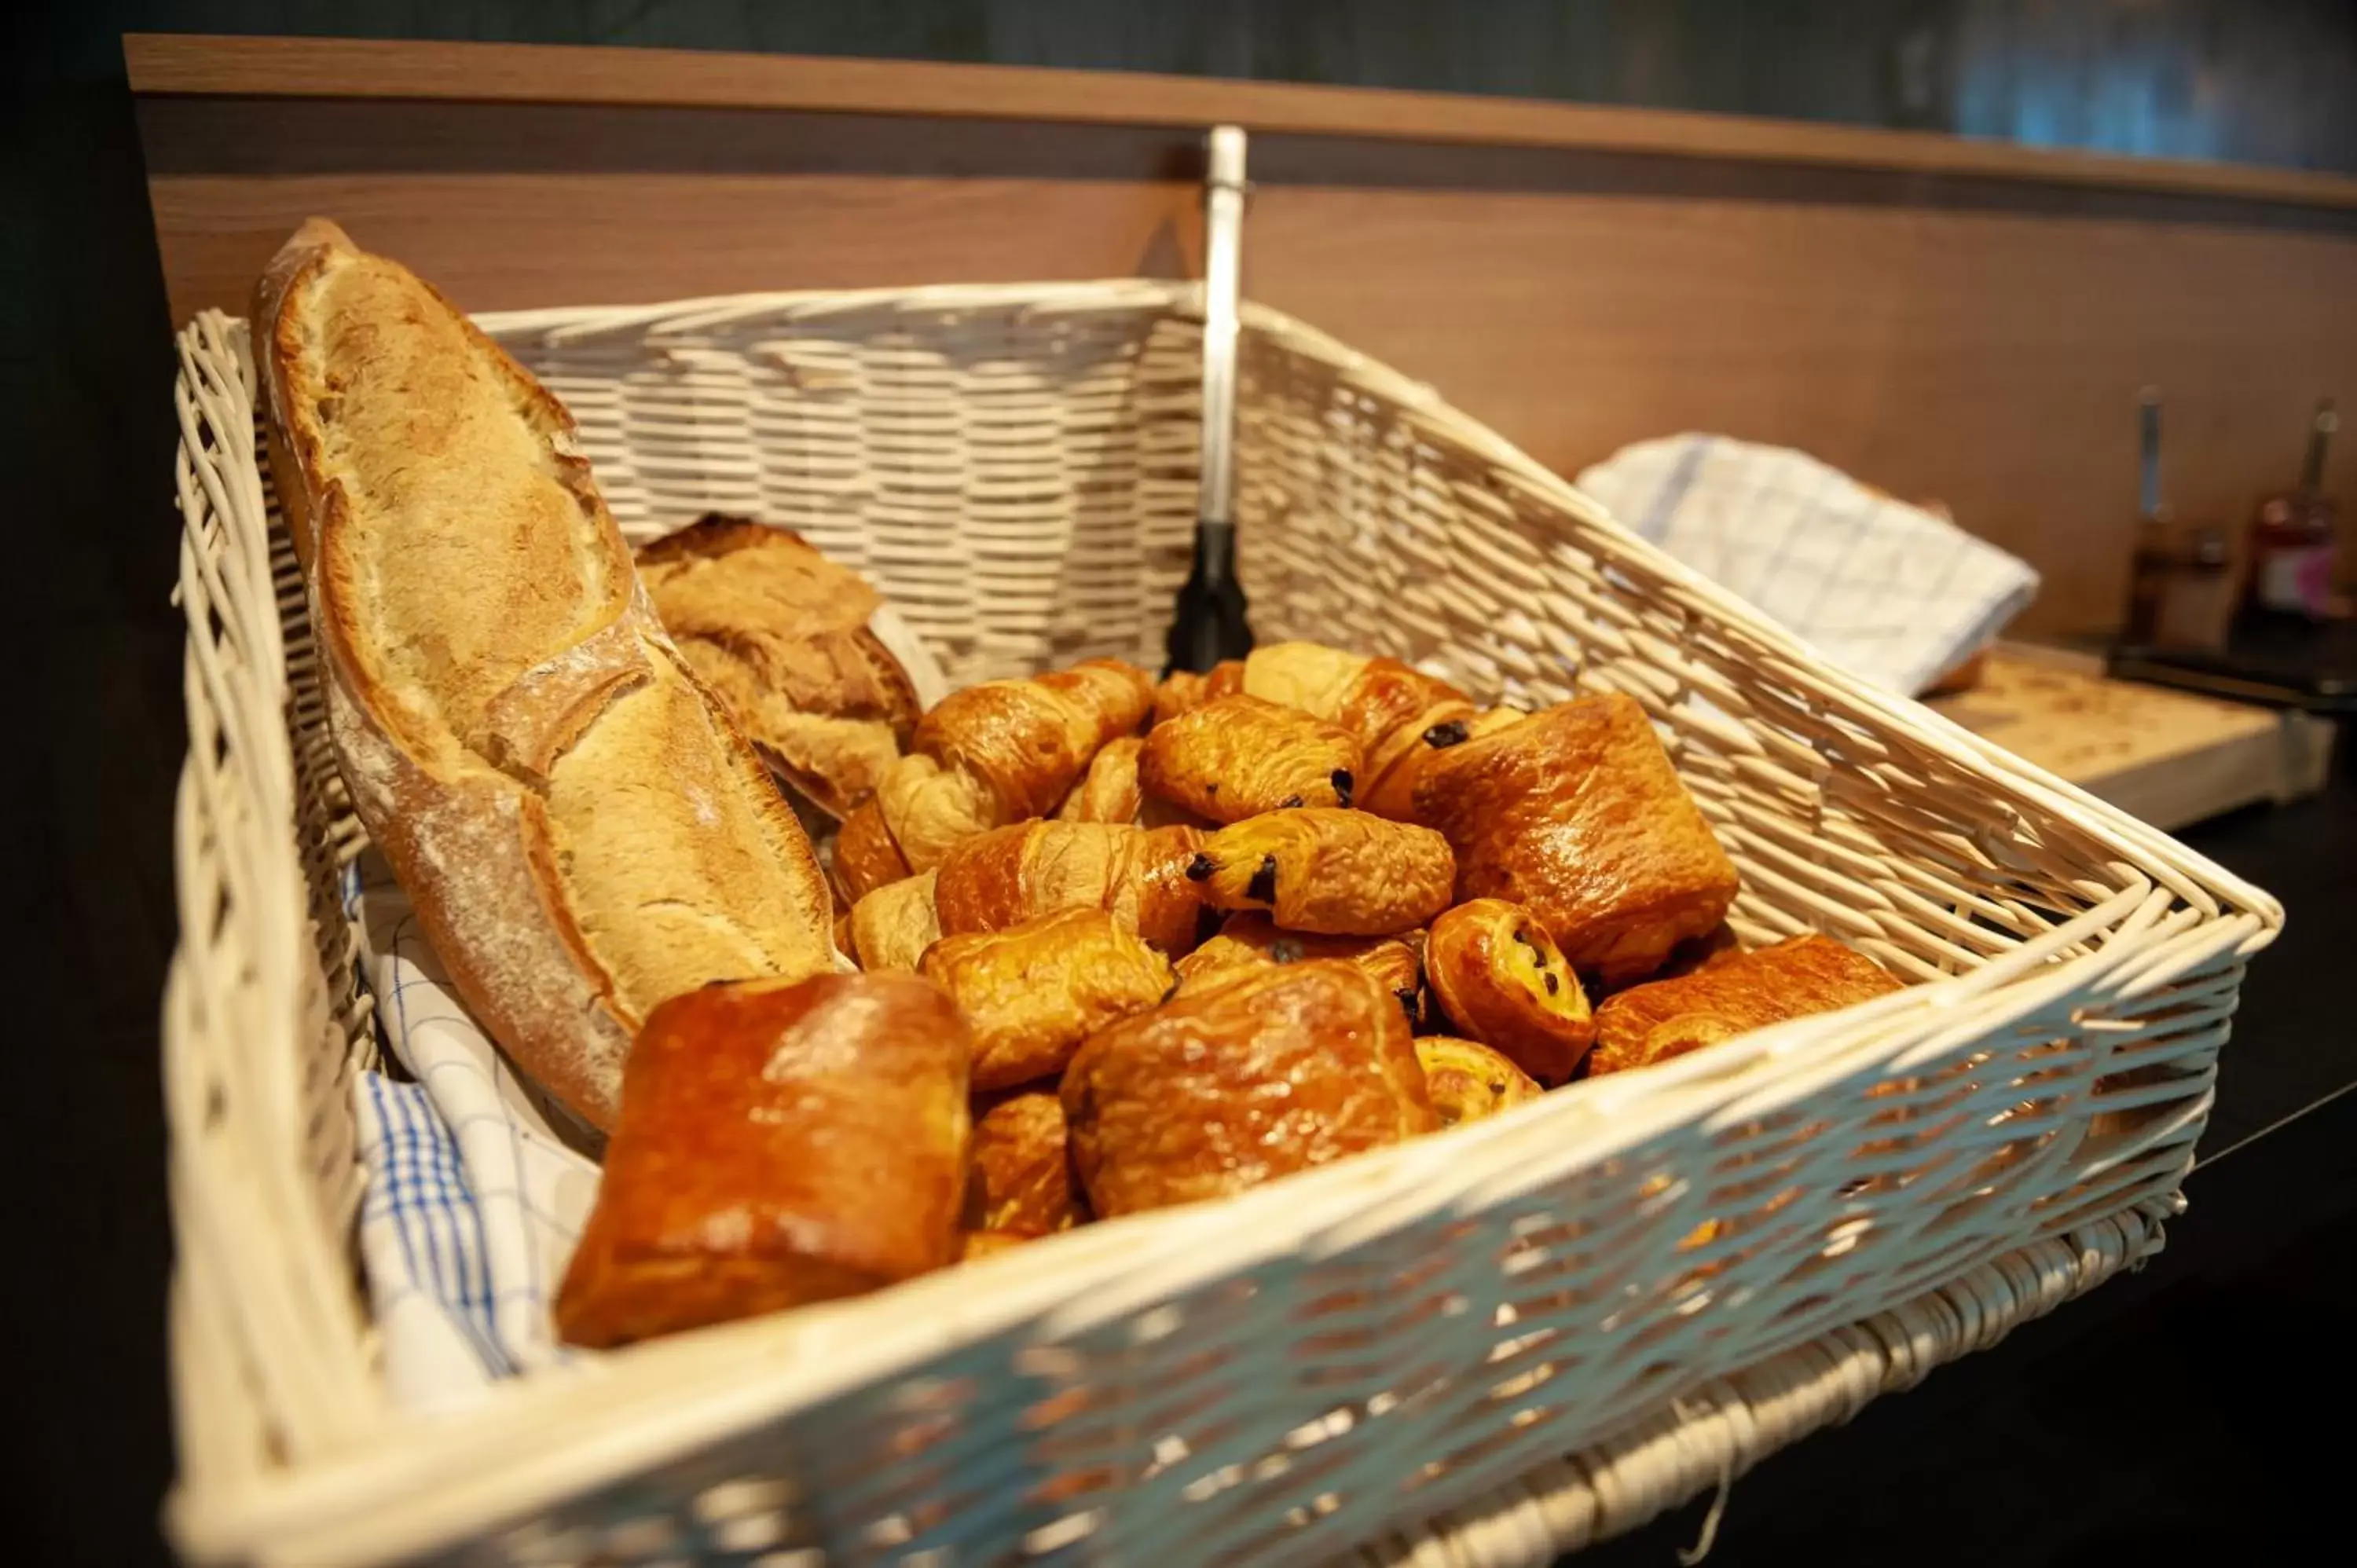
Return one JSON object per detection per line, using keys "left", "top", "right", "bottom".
{"left": 131, "top": 37, "right": 2357, "bottom": 640}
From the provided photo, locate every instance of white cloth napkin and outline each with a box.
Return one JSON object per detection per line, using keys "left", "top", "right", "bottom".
{"left": 346, "top": 855, "right": 603, "bottom": 1412}
{"left": 1574, "top": 434, "right": 2039, "bottom": 695}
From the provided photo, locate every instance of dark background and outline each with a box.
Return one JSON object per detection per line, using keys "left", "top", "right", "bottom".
{"left": 7, "top": 2, "right": 2353, "bottom": 1563}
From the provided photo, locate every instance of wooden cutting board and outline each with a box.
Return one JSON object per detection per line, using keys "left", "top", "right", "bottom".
{"left": 1926, "top": 644, "right": 2333, "bottom": 830}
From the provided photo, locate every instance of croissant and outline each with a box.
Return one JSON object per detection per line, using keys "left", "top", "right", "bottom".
{"left": 555, "top": 974, "right": 969, "bottom": 1347}
{"left": 847, "top": 870, "right": 942, "bottom": 973}
{"left": 1184, "top": 808, "right": 1454, "bottom": 936}
{"left": 1424, "top": 898, "right": 1595, "bottom": 1084}
{"left": 1138, "top": 694, "right": 1363, "bottom": 822}
{"left": 1062, "top": 959, "right": 1437, "bottom": 1218}
{"left": 861, "top": 658, "right": 1154, "bottom": 873}
{"left": 934, "top": 819, "right": 1209, "bottom": 954}
{"left": 833, "top": 795, "right": 914, "bottom": 904}
{"left": 1172, "top": 912, "right": 1421, "bottom": 1019}
{"left": 1410, "top": 694, "right": 1740, "bottom": 986}
{"left": 965, "top": 1088, "right": 1088, "bottom": 1236}
{"left": 1414, "top": 1036, "right": 1543, "bottom": 1127}
{"left": 921, "top": 910, "right": 1174, "bottom": 1090}
{"left": 1055, "top": 736, "right": 1145, "bottom": 824}
{"left": 1588, "top": 932, "right": 1903, "bottom": 1075}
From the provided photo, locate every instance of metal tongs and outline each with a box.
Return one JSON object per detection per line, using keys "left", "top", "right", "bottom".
{"left": 1164, "top": 126, "right": 1254, "bottom": 675}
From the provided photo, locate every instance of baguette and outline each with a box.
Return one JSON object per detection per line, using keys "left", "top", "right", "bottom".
{"left": 255, "top": 218, "right": 836, "bottom": 1130}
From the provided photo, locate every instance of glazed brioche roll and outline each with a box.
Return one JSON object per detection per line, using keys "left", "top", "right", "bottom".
{"left": 1062, "top": 960, "right": 1437, "bottom": 1217}
{"left": 920, "top": 910, "right": 1173, "bottom": 1091}
{"left": 1184, "top": 808, "right": 1454, "bottom": 936}
{"left": 1424, "top": 898, "right": 1595, "bottom": 1084}
{"left": 1138, "top": 694, "right": 1362, "bottom": 822}
{"left": 555, "top": 973, "right": 970, "bottom": 1347}
{"left": 1411, "top": 694, "right": 1740, "bottom": 986}
{"left": 1588, "top": 933, "right": 1902, "bottom": 1076}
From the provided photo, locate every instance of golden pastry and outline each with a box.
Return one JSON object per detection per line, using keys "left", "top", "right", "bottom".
{"left": 921, "top": 910, "right": 1174, "bottom": 1091}
{"left": 848, "top": 870, "right": 941, "bottom": 973}
{"left": 833, "top": 794, "right": 915, "bottom": 904}
{"left": 636, "top": 515, "right": 923, "bottom": 820}
{"left": 1588, "top": 932, "right": 1904, "bottom": 1075}
{"left": 1062, "top": 960, "right": 1437, "bottom": 1217}
{"left": 1055, "top": 736, "right": 1146, "bottom": 824}
{"left": 1414, "top": 1036, "right": 1544, "bottom": 1127}
{"left": 1171, "top": 911, "right": 1421, "bottom": 1021}
{"left": 1424, "top": 898, "right": 1595, "bottom": 1083}
{"left": 863, "top": 658, "right": 1154, "bottom": 872}
{"left": 555, "top": 973, "right": 968, "bottom": 1347}
{"left": 1410, "top": 694, "right": 1739, "bottom": 985}
{"left": 963, "top": 1088, "right": 1087, "bottom": 1235}
{"left": 1138, "top": 694, "right": 1363, "bottom": 822}
{"left": 1185, "top": 808, "right": 1454, "bottom": 935}
{"left": 933, "top": 819, "right": 1209, "bottom": 954}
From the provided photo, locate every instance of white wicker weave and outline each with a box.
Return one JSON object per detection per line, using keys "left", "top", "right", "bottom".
{"left": 161, "top": 281, "right": 2278, "bottom": 1568}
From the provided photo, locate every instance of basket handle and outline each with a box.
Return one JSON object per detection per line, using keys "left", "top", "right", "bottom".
{"left": 1166, "top": 124, "right": 1255, "bottom": 675}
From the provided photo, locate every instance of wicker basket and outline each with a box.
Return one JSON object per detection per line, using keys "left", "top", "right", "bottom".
{"left": 163, "top": 281, "right": 2278, "bottom": 1567}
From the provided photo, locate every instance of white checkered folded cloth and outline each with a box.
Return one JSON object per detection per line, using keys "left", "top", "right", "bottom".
{"left": 347, "top": 855, "right": 603, "bottom": 1412}
{"left": 1575, "top": 434, "right": 2039, "bottom": 695}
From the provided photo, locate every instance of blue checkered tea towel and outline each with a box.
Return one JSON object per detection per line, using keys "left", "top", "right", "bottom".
{"left": 1575, "top": 434, "right": 2039, "bottom": 696}
{"left": 346, "top": 855, "right": 603, "bottom": 1412}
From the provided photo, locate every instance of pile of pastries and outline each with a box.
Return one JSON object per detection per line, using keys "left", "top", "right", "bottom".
{"left": 251, "top": 219, "right": 1903, "bottom": 1352}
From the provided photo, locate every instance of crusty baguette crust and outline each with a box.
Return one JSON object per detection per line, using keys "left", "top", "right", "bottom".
{"left": 255, "top": 218, "right": 835, "bottom": 1130}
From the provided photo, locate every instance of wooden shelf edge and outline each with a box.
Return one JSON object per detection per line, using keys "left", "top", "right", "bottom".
{"left": 123, "top": 31, "right": 2357, "bottom": 213}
